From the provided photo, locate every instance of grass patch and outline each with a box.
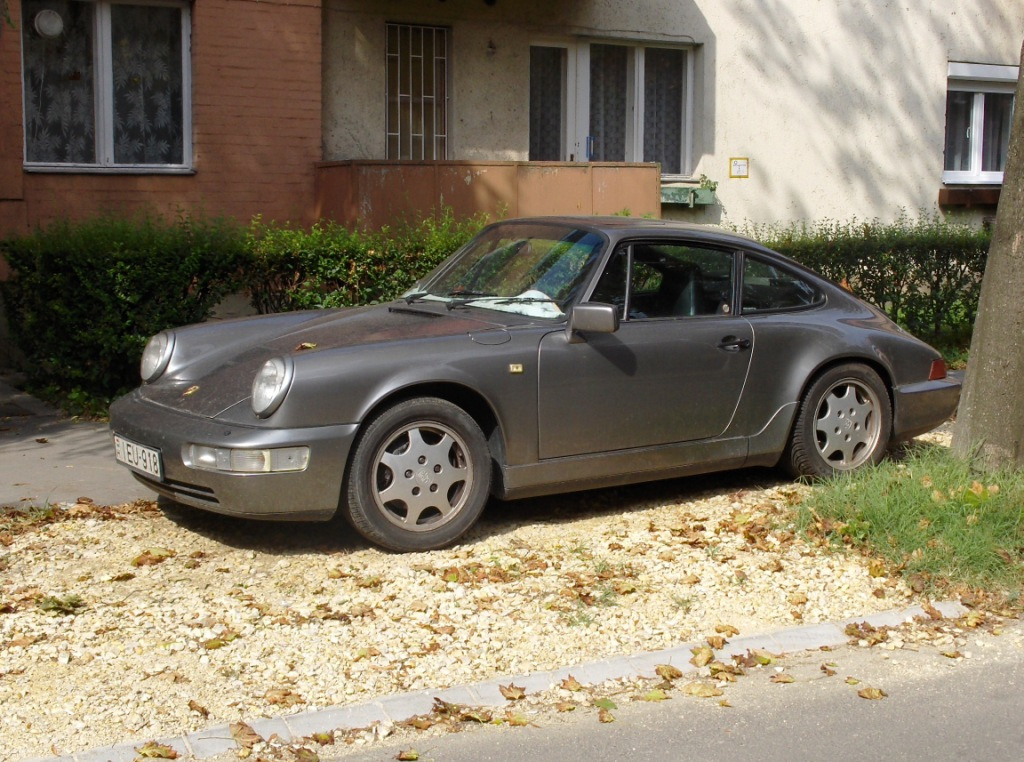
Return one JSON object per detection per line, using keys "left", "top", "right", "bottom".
{"left": 796, "top": 444, "right": 1024, "bottom": 598}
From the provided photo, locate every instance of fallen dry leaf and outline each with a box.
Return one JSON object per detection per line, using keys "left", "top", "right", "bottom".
{"left": 499, "top": 683, "right": 526, "bottom": 701}
{"left": 266, "top": 688, "right": 305, "bottom": 707}
{"left": 230, "top": 722, "right": 263, "bottom": 749}
{"left": 132, "top": 548, "right": 176, "bottom": 567}
{"left": 655, "top": 664, "right": 684, "bottom": 681}
{"left": 690, "top": 645, "right": 714, "bottom": 668}
{"left": 682, "top": 681, "right": 724, "bottom": 698}
{"left": 561, "top": 675, "right": 584, "bottom": 692}
{"left": 857, "top": 686, "right": 888, "bottom": 700}
{"left": 135, "top": 741, "right": 179, "bottom": 759}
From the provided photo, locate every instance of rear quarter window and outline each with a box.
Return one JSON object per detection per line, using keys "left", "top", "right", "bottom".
{"left": 741, "top": 257, "right": 823, "bottom": 314}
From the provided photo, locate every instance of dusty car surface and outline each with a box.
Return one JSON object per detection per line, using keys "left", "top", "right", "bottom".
{"left": 110, "top": 217, "right": 961, "bottom": 551}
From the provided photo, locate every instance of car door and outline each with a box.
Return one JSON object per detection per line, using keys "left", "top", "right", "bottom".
{"left": 537, "top": 242, "right": 754, "bottom": 459}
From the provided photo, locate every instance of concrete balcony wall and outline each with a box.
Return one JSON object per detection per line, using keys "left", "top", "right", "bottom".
{"left": 315, "top": 160, "right": 661, "bottom": 228}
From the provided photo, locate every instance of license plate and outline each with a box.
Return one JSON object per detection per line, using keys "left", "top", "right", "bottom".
{"left": 114, "top": 434, "right": 163, "bottom": 480}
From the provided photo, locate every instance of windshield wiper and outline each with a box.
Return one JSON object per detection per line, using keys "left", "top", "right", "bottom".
{"left": 494, "top": 296, "right": 561, "bottom": 305}
{"left": 445, "top": 290, "right": 498, "bottom": 310}
{"left": 403, "top": 291, "right": 430, "bottom": 304}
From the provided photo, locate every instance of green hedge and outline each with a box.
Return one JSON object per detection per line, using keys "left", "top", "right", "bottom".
{"left": 0, "top": 209, "right": 989, "bottom": 410}
{"left": 0, "top": 213, "right": 245, "bottom": 407}
{"left": 244, "top": 210, "right": 487, "bottom": 313}
{"left": 744, "top": 213, "right": 990, "bottom": 347}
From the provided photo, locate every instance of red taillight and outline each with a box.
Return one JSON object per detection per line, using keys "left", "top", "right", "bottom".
{"left": 928, "top": 359, "right": 947, "bottom": 381}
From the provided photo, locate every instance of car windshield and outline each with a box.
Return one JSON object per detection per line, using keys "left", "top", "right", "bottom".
{"left": 407, "top": 222, "right": 607, "bottom": 318}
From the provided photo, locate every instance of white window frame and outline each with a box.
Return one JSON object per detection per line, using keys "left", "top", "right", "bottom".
{"left": 22, "top": 0, "right": 193, "bottom": 174}
{"left": 531, "top": 39, "right": 693, "bottom": 178}
{"left": 943, "top": 62, "right": 1017, "bottom": 185}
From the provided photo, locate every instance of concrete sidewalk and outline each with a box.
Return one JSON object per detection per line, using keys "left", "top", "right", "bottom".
{"left": 0, "top": 372, "right": 143, "bottom": 508}
{"left": 34, "top": 600, "right": 970, "bottom": 762}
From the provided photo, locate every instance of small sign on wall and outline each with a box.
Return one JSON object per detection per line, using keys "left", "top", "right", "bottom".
{"left": 729, "top": 158, "right": 750, "bottom": 179}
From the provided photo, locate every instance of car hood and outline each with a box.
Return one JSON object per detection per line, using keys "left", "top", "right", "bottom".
{"left": 141, "top": 302, "right": 520, "bottom": 418}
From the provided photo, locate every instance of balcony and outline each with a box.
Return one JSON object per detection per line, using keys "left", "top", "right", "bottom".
{"left": 315, "top": 160, "right": 662, "bottom": 228}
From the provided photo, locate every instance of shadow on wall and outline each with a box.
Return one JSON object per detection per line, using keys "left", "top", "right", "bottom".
{"left": 721, "top": 0, "right": 1019, "bottom": 222}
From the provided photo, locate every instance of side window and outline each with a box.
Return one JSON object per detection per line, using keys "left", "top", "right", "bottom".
{"left": 741, "top": 257, "right": 823, "bottom": 314}
{"left": 591, "top": 243, "right": 734, "bottom": 319}
{"left": 635, "top": 244, "right": 733, "bottom": 318}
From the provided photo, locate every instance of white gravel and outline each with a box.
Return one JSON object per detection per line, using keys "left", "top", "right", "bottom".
{"left": 0, "top": 454, "right": 942, "bottom": 761}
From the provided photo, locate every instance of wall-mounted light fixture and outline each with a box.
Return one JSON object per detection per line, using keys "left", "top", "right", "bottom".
{"left": 34, "top": 9, "right": 64, "bottom": 39}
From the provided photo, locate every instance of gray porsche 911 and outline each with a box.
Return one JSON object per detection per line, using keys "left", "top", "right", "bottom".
{"left": 110, "top": 217, "right": 960, "bottom": 551}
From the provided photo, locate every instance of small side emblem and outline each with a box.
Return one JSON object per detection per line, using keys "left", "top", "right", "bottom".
{"left": 509, "top": 363, "right": 524, "bottom": 375}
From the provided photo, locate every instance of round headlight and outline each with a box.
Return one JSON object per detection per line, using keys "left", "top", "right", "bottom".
{"left": 252, "top": 356, "right": 294, "bottom": 418}
{"left": 140, "top": 331, "right": 174, "bottom": 383}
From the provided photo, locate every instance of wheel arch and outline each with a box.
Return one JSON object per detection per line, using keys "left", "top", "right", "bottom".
{"left": 781, "top": 355, "right": 896, "bottom": 478}
{"left": 356, "top": 382, "right": 508, "bottom": 477}
{"left": 793, "top": 355, "right": 895, "bottom": 432}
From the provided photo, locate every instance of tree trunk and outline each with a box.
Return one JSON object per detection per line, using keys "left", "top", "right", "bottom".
{"left": 952, "top": 41, "right": 1024, "bottom": 468}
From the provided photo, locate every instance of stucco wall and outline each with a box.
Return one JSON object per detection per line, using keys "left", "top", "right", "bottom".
{"left": 323, "top": 0, "right": 1023, "bottom": 226}
{"left": 0, "top": 0, "right": 323, "bottom": 235}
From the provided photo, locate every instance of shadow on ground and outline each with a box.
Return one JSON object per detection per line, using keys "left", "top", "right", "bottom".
{"left": 156, "top": 466, "right": 790, "bottom": 557}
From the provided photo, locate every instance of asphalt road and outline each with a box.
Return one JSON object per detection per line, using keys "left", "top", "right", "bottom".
{"left": 327, "top": 621, "right": 1024, "bottom": 762}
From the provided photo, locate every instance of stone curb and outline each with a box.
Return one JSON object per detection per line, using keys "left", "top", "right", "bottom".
{"left": 33, "top": 600, "right": 967, "bottom": 762}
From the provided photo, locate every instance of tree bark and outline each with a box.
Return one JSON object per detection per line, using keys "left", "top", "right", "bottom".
{"left": 952, "top": 40, "right": 1024, "bottom": 468}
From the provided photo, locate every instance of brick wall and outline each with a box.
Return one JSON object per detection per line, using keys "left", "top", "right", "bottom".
{"left": 0, "top": 0, "right": 323, "bottom": 236}
{"left": 0, "top": 3, "right": 27, "bottom": 249}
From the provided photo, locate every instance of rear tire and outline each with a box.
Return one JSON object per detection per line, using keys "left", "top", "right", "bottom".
{"left": 343, "top": 397, "right": 491, "bottom": 552}
{"left": 785, "top": 364, "right": 891, "bottom": 478}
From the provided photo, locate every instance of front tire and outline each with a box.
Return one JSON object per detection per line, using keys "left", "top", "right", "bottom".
{"left": 343, "top": 398, "right": 492, "bottom": 552}
{"left": 785, "top": 364, "right": 892, "bottom": 478}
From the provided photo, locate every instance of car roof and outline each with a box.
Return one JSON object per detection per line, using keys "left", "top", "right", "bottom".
{"left": 493, "top": 216, "right": 772, "bottom": 252}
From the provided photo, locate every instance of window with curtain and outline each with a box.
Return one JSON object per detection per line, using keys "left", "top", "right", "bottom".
{"left": 529, "top": 46, "right": 565, "bottom": 161}
{"left": 386, "top": 23, "right": 449, "bottom": 160}
{"left": 22, "top": 0, "right": 190, "bottom": 170}
{"left": 943, "top": 63, "right": 1016, "bottom": 184}
{"left": 528, "top": 41, "right": 690, "bottom": 176}
{"left": 588, "top": 44, "right": 628, "bottom": 162}
{"left": 643, "top": 48, "right": 684, "bottom": 175}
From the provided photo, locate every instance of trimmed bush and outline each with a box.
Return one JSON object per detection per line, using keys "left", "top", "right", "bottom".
{"left": 744, "top": 213, "right": 990, "bottom": 347}
{"left": 1, "top": 213, "right": 245, "bottom": 405}
{"left": 244, "top": 209, "right": 488, "bottom": 313}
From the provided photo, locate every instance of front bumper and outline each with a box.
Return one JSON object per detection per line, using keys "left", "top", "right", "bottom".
{"left": 892, "top": 375, "right": 962, "bottom": 441}
{"left": 109, "top": 390, "right": 359, "bottom": 520}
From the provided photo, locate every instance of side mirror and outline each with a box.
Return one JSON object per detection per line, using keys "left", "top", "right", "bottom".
{"left": 565, "top": 302, "right": 620, "bottom": 344}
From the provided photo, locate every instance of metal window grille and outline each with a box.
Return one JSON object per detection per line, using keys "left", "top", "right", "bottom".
{"left": 386, "top": 23, "right": 448, "bottom": 160}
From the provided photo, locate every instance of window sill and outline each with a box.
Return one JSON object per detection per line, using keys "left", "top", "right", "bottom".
{"left": 938, "top": 186, "right": 1000, "bottom": 208}
{"left": 24, "top": 165, "right": 195, "bottom": 176}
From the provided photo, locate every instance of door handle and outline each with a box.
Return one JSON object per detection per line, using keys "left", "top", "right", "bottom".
{"left": 717, "top": 335, "right": 751, "bottom": 352}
